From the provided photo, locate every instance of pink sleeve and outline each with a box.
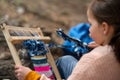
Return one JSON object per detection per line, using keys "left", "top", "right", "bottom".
{"left": 68, "top": 51, "right": 98, "bottom": 80}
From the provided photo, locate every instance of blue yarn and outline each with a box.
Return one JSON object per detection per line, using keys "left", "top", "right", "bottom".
{"left": 22, "top": 40, "right": 48, "bottom": 57}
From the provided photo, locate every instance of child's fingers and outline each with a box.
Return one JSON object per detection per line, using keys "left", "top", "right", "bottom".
{"left": 88, "top": 42, "right": 99, "bottom": 48}
{"left": 14, "top": 65, "right": 20, "bottom": 69}
{"left": 14, "top": 65, "right": 21, "bottom": 75}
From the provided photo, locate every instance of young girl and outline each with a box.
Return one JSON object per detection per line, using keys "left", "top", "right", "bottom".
{"left": 15, "top": 0, "right": 120, "bottom": 80}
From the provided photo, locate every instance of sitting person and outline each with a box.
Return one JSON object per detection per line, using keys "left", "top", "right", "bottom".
{"left": 15, "top": 0, "right": 120, "bottom": 80}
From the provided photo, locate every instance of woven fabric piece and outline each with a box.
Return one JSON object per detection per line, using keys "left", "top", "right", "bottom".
{"left": 22, "top": 40, "right": 55, "bottom": 79}
{"left": 31, "top": 56, "right": 55, "bottom": 79}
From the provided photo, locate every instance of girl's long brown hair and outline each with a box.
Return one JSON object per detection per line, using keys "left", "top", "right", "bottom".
{"left": 89, "top": 0, "right": 120, "bottom": 62}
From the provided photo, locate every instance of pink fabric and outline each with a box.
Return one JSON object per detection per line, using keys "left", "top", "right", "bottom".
{"left": 68, "top": 46, "right": 120, "bottom": 80}
{"left": 34, "top": 66, "right": 50, "bottom": 72}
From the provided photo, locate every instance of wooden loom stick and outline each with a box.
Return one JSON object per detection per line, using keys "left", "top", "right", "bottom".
{"left": 0, "top": 24, "right": 22, "bottom": 65}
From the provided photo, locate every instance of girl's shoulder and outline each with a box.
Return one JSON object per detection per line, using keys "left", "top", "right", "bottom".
{"left": 78, "top": 45, "right": 114, "bottom": 65}
{"left": 88, "top": 45, "right": 113, "bottom": 59}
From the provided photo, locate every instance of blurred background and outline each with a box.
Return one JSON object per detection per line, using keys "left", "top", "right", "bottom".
{"left": 0, "top": 0, "right": 91, "bottom": 79}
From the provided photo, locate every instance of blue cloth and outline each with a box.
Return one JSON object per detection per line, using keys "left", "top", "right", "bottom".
{"left": 63, "top": 23, "right": 93, "bottom": 59}
{"left": 56, "top": 55, "right": 78, "bottom": 79}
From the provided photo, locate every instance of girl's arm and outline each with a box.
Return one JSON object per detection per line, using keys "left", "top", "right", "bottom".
{"left": 15, "top": 65, "right": 50, "bottom": 80}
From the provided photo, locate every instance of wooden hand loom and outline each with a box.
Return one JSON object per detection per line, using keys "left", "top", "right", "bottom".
{"left": 0, "top": 24, "right": 61, "bottom": 80}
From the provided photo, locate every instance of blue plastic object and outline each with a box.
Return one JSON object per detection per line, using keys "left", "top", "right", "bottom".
{"left": 62, "top": 23, "right": 93, "bottom": 59}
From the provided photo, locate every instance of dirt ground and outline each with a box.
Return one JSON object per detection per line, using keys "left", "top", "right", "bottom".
{"left": 0, "top": 0, "right": 91, "bottom": 79}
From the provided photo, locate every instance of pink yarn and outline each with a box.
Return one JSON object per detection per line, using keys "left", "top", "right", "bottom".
{"left": 34, "top": 66, "right": 50, "bottom": 72}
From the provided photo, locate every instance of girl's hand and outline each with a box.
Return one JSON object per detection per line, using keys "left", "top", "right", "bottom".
{"left": 15, "top": 65, "right": 32, "bottom": 80}
{"left": 88, "top": 41, "right": 99, "bottom": 48}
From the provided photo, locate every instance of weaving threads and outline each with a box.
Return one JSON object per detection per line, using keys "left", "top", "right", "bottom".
{"left": 31, "top": 56, "right": 55, "bottom": 79}
{"left": 22, "top": 40, "right": 55, "bottom": 79}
